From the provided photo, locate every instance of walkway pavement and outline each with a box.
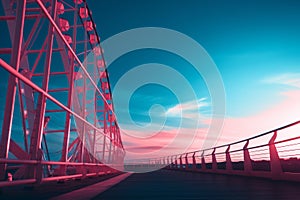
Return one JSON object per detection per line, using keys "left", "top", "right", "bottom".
{"left": 51, "top": 173, "right": 132, "bottom": 200}
{"left": 93, "top": 169, "right": 300, "bottom": 200}
{"left": 2, "top": 169, "right": 300, "bottom": 199}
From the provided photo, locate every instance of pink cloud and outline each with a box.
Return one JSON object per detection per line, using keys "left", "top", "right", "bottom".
{"left": 122, "top": 73, "right": 300, "bottom": 160}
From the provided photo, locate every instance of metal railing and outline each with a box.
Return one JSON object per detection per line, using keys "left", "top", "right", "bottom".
{"left": 0, "top": 158, "right": 122, "bottom": 187}
{"left": 131, "top": 120, "right": 300, "bottom": 182}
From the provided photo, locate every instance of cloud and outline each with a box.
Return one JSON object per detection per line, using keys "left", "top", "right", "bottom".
{"left": 212, "top": 74, "right": 300, "bottom": 146}
{"left": 122, "top": 73, "right": 300, "bottom": 161}
{"left": 166, "top": 98, "right": 210, "bottom": 118}
{"left": 263, "top": 73, "right": 300, "bottom": 88}
{"left": 115, "top": 97, "right": 211, "bottom": 140}
{"left": 121, "top": 124, "right": 235, "bottom": 160}
{"left": 204, "top": 73, "right": 300, "bottom": 148}
{"left": 122, "top": 88, "right": 300, "bottom": 160}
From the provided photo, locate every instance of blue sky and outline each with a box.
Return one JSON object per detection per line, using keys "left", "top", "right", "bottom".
{"left": 1, "top": 0, "right": 300, "bottom": 160}
{"left": 87, "top": 0, "right": 300, "bottom": 126}
{"left": 86, "top": 0, "right": 300, "bottom": 156}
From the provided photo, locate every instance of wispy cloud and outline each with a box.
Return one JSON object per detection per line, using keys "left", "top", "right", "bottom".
{"left": 166, "top": 98, "right": 210, "bottom": 119}
{"left": 121, "top": 75, "right": 300, "bottom": 160}
{"left": 116, "top": 97, "right": 211, "bottom": 138}
{"left": 263, "top": 73, "right": 300, "bottom": 88}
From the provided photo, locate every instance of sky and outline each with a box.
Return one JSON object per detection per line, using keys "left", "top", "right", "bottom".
{"left": 0, "top": 0, "right": 300, "bottom": 162}
{"left": 86, "top": 0, "right": 300, "bottom": 158}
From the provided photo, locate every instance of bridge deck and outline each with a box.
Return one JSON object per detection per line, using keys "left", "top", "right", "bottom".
{"left": 93, "top": 169, "right": 300, "bottom": 200}
{"left": 2, "top": 169, "right": 300, "bottom": 199}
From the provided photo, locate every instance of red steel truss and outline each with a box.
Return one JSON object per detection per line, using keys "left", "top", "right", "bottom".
{"left": 0, "top": 0, "right": 125, "bottom": 187}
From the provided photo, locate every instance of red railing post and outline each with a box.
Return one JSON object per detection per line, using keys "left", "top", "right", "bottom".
{"left": 185, "top": 153, "right": 189, "bottom": 170}
{"left": 269, "top": 131, "right": 282, "bottom": 179}
{"left": 192, "top": 152, "right": 197, "bottom": 170}
{"left": 212, "top": 148, "right": 217, "bottom": 171}
{"left": 179, "top": 155, "right": 183, "bottom": 170}
{"left": 165, "top": 156, "right": 170, "bottom": 168}
{"left": 243, "top": 140, "right": 252, "bottom": 174}
{"left": 226, "top": 145, "right": 232, "bottom": 171}
{"left": 201, "top": 151, "right": 206, "bottom": 171}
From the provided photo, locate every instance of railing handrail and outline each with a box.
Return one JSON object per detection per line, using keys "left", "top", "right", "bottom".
{"left": 126, "top": 119, "right": 300, "bottom": 162}
{"left": 192, "top": 120, "right": 300, "bottom": 154}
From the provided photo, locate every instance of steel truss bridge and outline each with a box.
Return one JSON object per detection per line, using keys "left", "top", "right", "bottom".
{"left": 0, "top": 0, "right": 124, "bottom": 187}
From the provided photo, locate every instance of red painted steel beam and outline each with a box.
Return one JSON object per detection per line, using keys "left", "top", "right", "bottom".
{"left": 45, "top": 109, "right": 65, "bottom": 113}
{"left": 0, "top": 59, "right": 116, "bottom": 144}
{"left": 27, "top": 0, "right": 57, "bottom": 181}
{"left": 48, "top": 88, "right": 69, "bottom": 92}
{"left": 35, "top": 0, "right": 118, "bottom": 122}
{"left": 0, "top": 48, "right": 12, "bottom": 54}
{"left": 0, "top": 14, "right": 43, "bottom": 20}
{"left": 0, "top": 0, "right": 124, "bottom": 184}
{"left": 32, "top": 71, "right": 69, "bottom": 76}
{"left": 9, "top": 139, "right": 29, "bottom": 160}
{"left": 0, "top": 0, "right": 26, "bottom": 181}
{"left": 44, "top": 129, "right": 77, "bottom": 134}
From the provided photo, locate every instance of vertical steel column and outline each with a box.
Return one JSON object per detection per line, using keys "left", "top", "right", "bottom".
{"left": 80, "top": 2, "right": 88, "bottom": 164}
{"left": 108, "top": 101, "right": 114, "bottom": 164}
{"left": 17, "top": 79, "right": 29, "bottom": 153}
{"left": 0, "top": 0, "right": 26, "bottom": 181}
{"left": 60, "top": 2, "right": 78, "bottom": 172}
{"left": 102, "top": 122, "right": 107, "bottom": 162}
{"left": 112, "top": 134, "right": 116, "bottom": 164}
{"left": 108, "top": 127, "right": 112, "bottom": 163}
{"left": 101, "top": 73, "right": 108, "bottom": 163}
{"left": 92, "top": 58, "right": 97, "bottom": 164}
{"left": 27, "top": 0, "right": 57, "bottom": 181}
{"left": 92, "top": 47, "right": 100, "bottom": 164}
{"left": 80, "top": 79, "right": 86, "bottom": 163}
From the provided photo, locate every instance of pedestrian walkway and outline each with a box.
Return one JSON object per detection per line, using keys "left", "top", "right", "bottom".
{"left": 51, "top": 173, "right": 132, "bottom": 200}
{"left": 93, "top": 169, "right": 300, "bottom": 200}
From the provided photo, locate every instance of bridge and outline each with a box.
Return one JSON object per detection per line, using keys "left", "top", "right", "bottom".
{"left": 0, "top": 0, "right": 300, "bottom": 199}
